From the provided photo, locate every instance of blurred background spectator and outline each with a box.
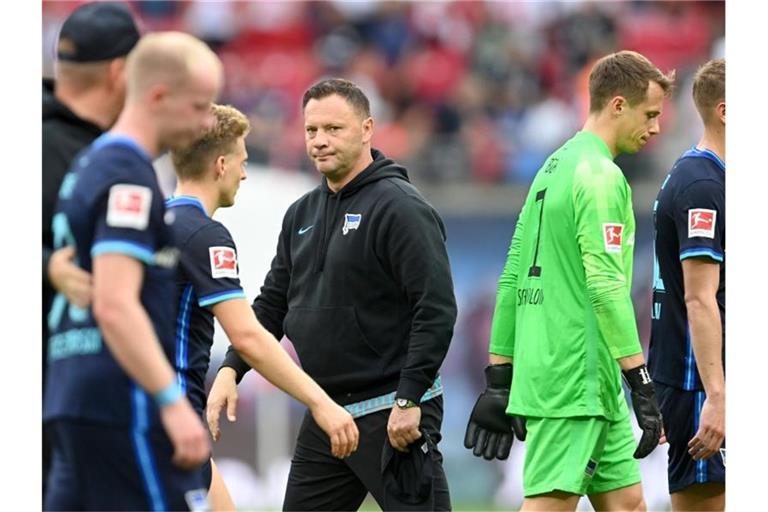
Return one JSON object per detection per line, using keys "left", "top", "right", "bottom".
{"left": 43, "top": 0, "right": 724, "bottom": 186}
{"left": 42, "top": 1, "right": 725, "bottom": 510}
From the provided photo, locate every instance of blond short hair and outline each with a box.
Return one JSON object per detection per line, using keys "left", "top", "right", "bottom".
{"left": 171, "top": 104, "right": 250, "bottom": 180}
{"left": 125, "top": 31, "right": 221, "bottom": 100}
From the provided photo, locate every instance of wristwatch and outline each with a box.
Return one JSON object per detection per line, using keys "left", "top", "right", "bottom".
{"left": 395, "top": 398, "right": 419, "bottom": 409}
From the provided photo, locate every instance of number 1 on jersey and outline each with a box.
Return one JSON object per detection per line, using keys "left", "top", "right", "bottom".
{"left": 528, "top": 189, "right": 546, "bottom": 277}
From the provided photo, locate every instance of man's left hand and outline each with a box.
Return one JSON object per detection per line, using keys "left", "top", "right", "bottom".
{"left": 387, "top": 405, "right": 422, "bottom": 452}
{"left": 48, "top": 246, "right": 92, "bottom": 308}
{"left": 688, "top": 395, "right": 724, "bottom": 461}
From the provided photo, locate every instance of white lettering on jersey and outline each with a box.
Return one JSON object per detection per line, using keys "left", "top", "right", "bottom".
{"left": 209, "top": 246, "right": 238, "bottom": 279}
{"left": 602, "top": 223, "right": 624, "bottom": 253}
{"left": 106, "top": 184, "right": 152, "bottom": 230}
{"left": 688, "top": 208, "right": 716, "bottom": 238}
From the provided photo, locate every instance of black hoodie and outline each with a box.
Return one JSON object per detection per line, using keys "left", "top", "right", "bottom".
{"left": 222, "top": 149, "right": 457, "bottom": 405}
{"left": 42, "top": 79, "right": 104, "bottom": 383}
{"left": 42, "top": 79, "right": 103, "bottom": 286}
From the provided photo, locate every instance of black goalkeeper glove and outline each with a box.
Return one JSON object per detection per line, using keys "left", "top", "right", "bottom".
{"left": 622, "top": 364, "right": 663, "bottom": 459}
{"left": 464, "top": 364, "right": 527, "bottom": 461}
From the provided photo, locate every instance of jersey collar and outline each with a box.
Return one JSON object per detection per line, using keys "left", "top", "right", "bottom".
{"left": 682, "top": 146, "right": 725, "bottom": 173}
{"left": 91, "top": 133, "right": 153, "bottom": 165}
{"left": 576, "top": 130, "right": 613, "bottom": 160}
{"left": 165, "top": 195, "right": 208, "bottom": 217}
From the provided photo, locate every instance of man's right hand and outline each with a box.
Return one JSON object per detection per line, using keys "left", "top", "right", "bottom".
{"left": 160, "top": 397, "right": 210, "bottom": 469}
{"left": 464, "top": 364, "right": 526, "bottom": 461}
{"left": 310, "top": 399, "right": 359, "bottom": 459}
{"left": 48, "top": 246, "right": 92, "bottom": 308}
{"left": 206, "top": 367, "right": 239, "bottom": 442}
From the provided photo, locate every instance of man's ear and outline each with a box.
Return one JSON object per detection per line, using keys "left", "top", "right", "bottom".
{"left": 361, "top": 116, "right": 374, "bottom": 145}
{"left": 214, "top": 155, "right": 226, "bottom": 180}
{"left": 146, "top": 83, "right": 169, "bottom": 111}
{"left": 108, "top": 58, "right": 126, "bottom": 90}
{"left": 716, "top": 101, "right": 725, "bottom": 125}
{"left": 609, "top": 95, "right": 628, "bottom": 117}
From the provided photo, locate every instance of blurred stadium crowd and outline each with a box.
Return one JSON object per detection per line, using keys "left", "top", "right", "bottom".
{"left": 44, "top": 1, "right": 724, "bottom": 186}
{"left": 41, "top": 2, "right": 725, "bottom": 509}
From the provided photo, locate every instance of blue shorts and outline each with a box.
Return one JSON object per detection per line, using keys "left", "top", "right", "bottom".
{"left": 44, "top": 419, "right": 208, "bottom": 511}
{"left": 655, "top": 382, "right": 725, "bottom": 493}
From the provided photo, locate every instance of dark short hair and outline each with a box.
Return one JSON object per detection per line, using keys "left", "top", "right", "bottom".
{"left": 589, "top": 51, "right": 676, "bottom": 112}
{"left": 692, "top": 58, "right": 725, "bottom": 122}
{"left": 302, "top": 78, "right": 371, "bottom": 118}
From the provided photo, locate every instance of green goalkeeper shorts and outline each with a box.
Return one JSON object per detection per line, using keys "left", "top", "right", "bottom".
{"left": 522, "top": 398, "right": 641, "bottom": 497}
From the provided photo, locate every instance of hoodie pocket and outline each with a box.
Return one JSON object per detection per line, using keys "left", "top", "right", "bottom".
{"left": 283, "top": 306, "right": 382, "bottom": 384}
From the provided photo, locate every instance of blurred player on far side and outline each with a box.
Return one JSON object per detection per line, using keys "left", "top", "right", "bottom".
{"left": 42, "top": 2, "right": 140, "bottom": 497}
{"left": 44, "top": 32, "right": 222, "bottom": 511}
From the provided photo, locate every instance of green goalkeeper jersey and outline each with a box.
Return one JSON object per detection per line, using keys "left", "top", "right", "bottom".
{"left": 489, "top": 130, "right": 642, "bottom": 420}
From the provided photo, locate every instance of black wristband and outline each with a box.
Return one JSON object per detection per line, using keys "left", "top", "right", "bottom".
{"left": 485, "top": 363, "right": 513, "bottom": 389}
{"left": 221, "top": 345, "right": 251, "bottom": 384}
{"left": 621, "top": 364, "right": 654, "bottom": 392}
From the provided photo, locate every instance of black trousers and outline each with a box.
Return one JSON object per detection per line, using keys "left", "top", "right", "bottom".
{"left": 283, "top": 396, "right": 451, "bottom": 511}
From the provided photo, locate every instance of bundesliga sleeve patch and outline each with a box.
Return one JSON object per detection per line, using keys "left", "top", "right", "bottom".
{"left": 209, "top": 246, "right": 238, "bottom": 278}
{"left": 106, "top": 184, "right": 152, "bottom": 230}
{"left": 602, "top": 223, "right": 623, "bottom": 253}
{"left": 688, "top": 208, "right": 716, "bottom": 238}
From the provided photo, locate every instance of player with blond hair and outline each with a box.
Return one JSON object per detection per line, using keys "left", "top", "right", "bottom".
{"left": 168, "top": 104, "right": 359, "bottom": 510}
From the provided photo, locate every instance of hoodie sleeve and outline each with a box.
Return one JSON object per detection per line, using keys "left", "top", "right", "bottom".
{"left": 42, "top": 129, "right": 73, "bottom": 285}
{"left": 378, "top": 195, "right": 457, "bottom": 403}
{"left": 220, "top": 204, "right": 294, "bottom": 383}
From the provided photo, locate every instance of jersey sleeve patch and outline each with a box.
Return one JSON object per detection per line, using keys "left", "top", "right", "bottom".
{"left": 602, "top": 223, "right": 624, "bottom": 253}
{"left": 106, "top": 184, "right": 152, "bottom": 230}
{"left": 209, "top": 246, "right": 238, "bottom": 279}
{"left": 688, "top": 208, "right": 716, "bottom": 239}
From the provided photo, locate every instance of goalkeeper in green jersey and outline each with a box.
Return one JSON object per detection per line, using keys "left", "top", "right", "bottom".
{"left": 465, "top": 51, "right": 675, "bottom": 511}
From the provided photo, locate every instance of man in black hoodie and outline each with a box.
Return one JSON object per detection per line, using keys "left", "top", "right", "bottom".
{"left": 207, "top": 78, "right": 457, "bottom": 510}
{"left": 42, "top": 1, "right": 139, "bottom": 496}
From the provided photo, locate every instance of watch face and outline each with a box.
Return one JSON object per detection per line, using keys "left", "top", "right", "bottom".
{"left": 396, "top": 398, "right": 417, "bottom": 408}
